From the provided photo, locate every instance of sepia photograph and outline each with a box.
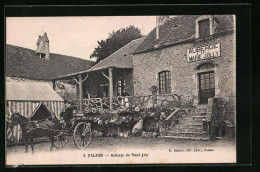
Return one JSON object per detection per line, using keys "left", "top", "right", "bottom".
{"left": 5, "top": 14, "right": 236, "bottom": 165}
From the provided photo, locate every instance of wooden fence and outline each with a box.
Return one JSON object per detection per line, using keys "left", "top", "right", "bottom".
{"left": 71, "top": 94, "right": 186, "bottom": 114}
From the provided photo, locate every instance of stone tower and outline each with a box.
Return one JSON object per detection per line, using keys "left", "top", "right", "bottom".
{"left": 36, "top": 32, "right": 50, "bottom": 59}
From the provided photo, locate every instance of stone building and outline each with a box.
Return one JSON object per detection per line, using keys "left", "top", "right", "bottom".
{"left": 48, "top": 15, "right": 236, "bottom": 138}
{"left": 52, "top": 15, "right": 235, "bottom": 117}
{"left": 133, "top": 15, "right": 236, "bottom": 119}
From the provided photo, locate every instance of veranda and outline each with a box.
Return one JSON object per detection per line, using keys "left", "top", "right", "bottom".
{"left": 51, "top": 66, "right": 187, "bottom": 114}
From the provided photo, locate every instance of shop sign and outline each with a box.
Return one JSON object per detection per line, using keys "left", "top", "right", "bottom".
{"left": 187, "top": 43, "right": 221, "bottom": 62}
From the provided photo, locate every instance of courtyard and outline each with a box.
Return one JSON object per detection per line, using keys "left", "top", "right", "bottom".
{"left": 6, "top": 137, "right": 236, "bottom": 165}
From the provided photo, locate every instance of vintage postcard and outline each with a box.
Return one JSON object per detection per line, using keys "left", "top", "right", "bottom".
{"left": 5, "top": 14, "right": 236, "bottom": 165}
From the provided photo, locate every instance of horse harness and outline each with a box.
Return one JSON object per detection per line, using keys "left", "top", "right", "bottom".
{"left": 14, "top": 114, "right": 55, "bottom": 135}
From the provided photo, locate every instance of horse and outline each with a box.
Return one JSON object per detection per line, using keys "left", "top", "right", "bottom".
{"left": 10, "top": 112, "right": 62, "bottom": 153}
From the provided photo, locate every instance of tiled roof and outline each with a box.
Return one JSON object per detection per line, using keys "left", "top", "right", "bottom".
{"left": 135, "top": 15, "right": 234, "bottom": 53}
{"left": 50, "top": 37, "right": 146, "bottom": 80}
{"left": 6, "top": 44, "right": 94, "bottom": 80}
{"left": 88, "top": 36, "right": 146, "bottom": 72}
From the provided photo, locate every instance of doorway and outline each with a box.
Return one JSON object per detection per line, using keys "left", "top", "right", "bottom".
{"left": 98, "top": 83, "right": 109, "bottom": 98}
{"left": 198, "top": 71, "right": 215, "bottom": 104}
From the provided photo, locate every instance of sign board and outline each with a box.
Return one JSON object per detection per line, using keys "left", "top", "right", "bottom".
{"left": 187, "top": 43, "right": 221, "bottom": 62}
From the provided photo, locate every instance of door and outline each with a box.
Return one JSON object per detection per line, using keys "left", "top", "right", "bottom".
{"left": 199, "top": 71, "right": 215, "bottom": 104}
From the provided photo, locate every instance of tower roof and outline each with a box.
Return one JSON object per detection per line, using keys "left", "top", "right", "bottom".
{"left": 42, "top": 32, "right": 49, "bottom": 42}
{"left": 35, "top": 32, "right": 49, "bottom": 56}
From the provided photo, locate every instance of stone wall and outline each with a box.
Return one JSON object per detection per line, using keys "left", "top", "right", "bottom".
{"left": 133, "top": 31, "right": 236, "bottom": 116}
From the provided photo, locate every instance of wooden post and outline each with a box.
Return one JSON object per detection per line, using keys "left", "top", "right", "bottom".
{"left": 108, "top": 68, "right": 113, "bottom": 110}
{"left": 72, "top": 74, "right": 88, "bottom": 113}
{"left": 102, "top": 69, "right": 114, "bottom": 110}
{"left": 151, "top": 86, "right": 158, "bottom": 107}
{"left": 52, "top": 80, "right": 56, "bottom": 90}
{"left": 78, "top": 75, "right": 83, "bottom": 113}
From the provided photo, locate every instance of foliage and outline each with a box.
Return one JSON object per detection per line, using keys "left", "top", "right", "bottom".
{"left": 90, "top": 25, "right": 143, "bottom": 64}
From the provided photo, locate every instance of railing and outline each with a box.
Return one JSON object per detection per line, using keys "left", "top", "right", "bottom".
{"left": 72, "top": 93, "right": 190, "bottom": 114}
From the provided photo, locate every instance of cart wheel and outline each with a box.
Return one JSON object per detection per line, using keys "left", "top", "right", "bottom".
{"left": 53, "top": 132, "right": 68, "bottom": 148}
{"left": 73, "top": 122, "right": 92, "bottom": 149}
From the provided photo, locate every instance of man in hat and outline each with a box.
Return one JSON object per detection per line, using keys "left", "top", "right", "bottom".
{"left": 60, "top": 100, "right": 74, "bottom": 128}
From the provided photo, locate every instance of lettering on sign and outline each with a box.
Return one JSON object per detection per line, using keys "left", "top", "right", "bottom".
{"left": 187, "top": 43, "right": 221, "bottom": 62}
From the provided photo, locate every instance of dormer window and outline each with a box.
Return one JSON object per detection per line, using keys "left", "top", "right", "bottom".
{"left": 195, "top": 15, "right": 214, "bottom": 38}
{"left": 35, "top": 32, "right": 50, "bottom": 59}
{"left": 36, "top": 53, "right": 46, "bottom": 59}
{"left": 198, "top": 19, "right": 210, "bottom": 38}
{"left": 38, "top": 53, "right": 46, "bottom": 58}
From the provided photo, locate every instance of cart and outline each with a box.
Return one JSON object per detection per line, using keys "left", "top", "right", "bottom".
{"left": 53, "top": 114, "right": 92, "bottom": 149}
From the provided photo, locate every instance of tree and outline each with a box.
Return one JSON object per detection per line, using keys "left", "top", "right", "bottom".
{"left": 90, "top": 25, "right": 143, "bottom": 64}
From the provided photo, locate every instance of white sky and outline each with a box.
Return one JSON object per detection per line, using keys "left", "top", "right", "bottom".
{"left": 6, "top": 16, "right": 156, "bottom": 61}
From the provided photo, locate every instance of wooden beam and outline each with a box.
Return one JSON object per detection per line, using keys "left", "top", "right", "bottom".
{"left": 102, "top": 71, "right": 110, "bottom": 80}
{"left": 52, "top": 80, "right": 56, "bottom": 90}
{"left": 82, "top": 74, "right": 89, "bottom": 82}
{"left": 72, "top": 77, "right": 79, "bottom": 84}
{"left": 78, "top": 75, "right": 83, "bottom": 113}
{"left": 108, "top": 68, "right": 113, "bottom": 110}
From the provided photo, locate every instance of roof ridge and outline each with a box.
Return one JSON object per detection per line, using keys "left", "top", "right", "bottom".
{"left": 90, "top": 36, "right": 145, "bottom": 70}
{"left": 108, "top": 36, "right": 145, "bottom": 56}
{"left": 6, "top": 44, "right": 94, "bottom": 63}
{"left": 130, "top": 36, "right": 146, "bottom": 42}
{"left": 50, "top": 52, "right": 94, "bottom": 63}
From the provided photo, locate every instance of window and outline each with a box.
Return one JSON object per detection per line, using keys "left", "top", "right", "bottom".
{"left": 199, "top": 72, "right": 215, "bottom": 90}
{"left": 197, "top": 63, "right": 215, "bottom": 89}
{"left": 197, "top": 63, "right": 214, "bottom": 70}
{"left": 117, "top": 80, "right": 126, "bottom": 96}
{"left": 37, "top": 53, "right": 46, "bottom": 58}
{"left": 158, "top": 71, "right": 171, "bottom": 93}
{"left": 98, "top": 83, "right": 108, "bottom": 98}
{"left": 195, "top": 15, "right": 214, "bottom": 39}
{"left": 199, "top": 19, "right": 210, "bottom": 38}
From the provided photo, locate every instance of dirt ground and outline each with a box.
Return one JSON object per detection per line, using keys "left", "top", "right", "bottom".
{"left": 6, "top": 137, "right": 236, "bottom": 165}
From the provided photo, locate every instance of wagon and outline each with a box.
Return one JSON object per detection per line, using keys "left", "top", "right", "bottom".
{"left": 7, "top": 103, "right": 92, "bottom": 150}
{"left": 53, "top": 114, "right": 92, "bottom": 149}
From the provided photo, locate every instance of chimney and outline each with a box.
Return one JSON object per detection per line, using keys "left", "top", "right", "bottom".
{"left": 156, "top": 16, "right": 169, "bottom": 39}
{"left": 36, "top": 32, "right": 50, "bottom": 59}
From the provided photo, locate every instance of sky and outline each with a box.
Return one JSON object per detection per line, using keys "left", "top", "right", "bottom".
{"left": 6, "top": 16, "right": 156, "bottom": 61}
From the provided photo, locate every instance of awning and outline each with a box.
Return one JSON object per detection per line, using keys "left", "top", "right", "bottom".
{"left": 6, "top": 82, "right": 63, "bottom": 101}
